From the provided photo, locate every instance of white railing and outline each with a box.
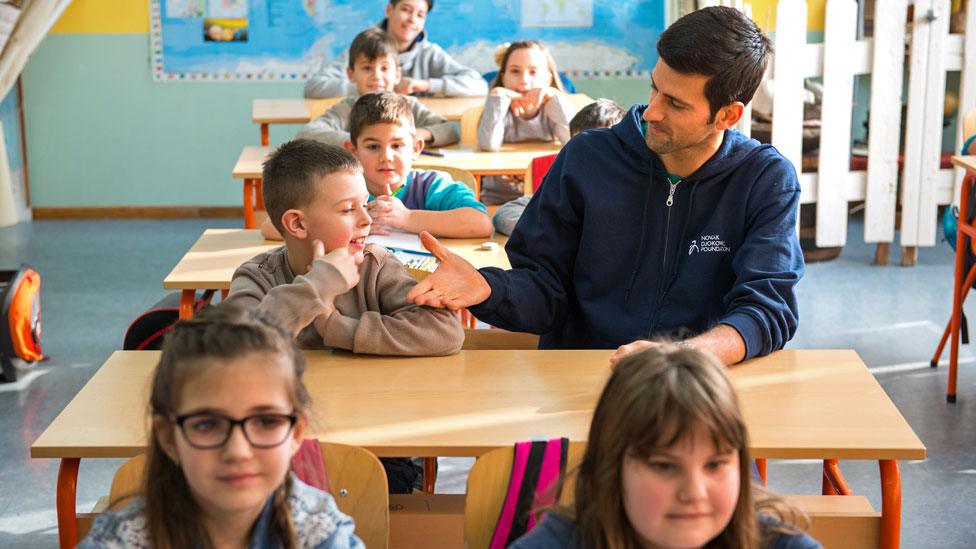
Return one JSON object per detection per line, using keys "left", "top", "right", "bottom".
{"left": 770, "top": 0, "right": 974, "bottom": 261}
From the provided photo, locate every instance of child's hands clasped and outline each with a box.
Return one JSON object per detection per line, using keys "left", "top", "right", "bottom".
{"left": 493, "top": 86, "right": 559, "bottom": 120}
{"left": 366, "top": 184, "right": 410, "bottom": 235}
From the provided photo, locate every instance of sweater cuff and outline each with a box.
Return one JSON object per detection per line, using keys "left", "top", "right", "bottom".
{"left": 321, "top": 312, "right": 358, "bottom": 351}
{"left": 719, "top": 311, "right": 764, "bottom": 362}
{"left": 467, "top": 267, "right": 506, "bottom": 317}
{"left": 304, "top": 258, "right": 349, "bottom": 303}
{"left": 428, "top": 78, "right": 445, "bottom": 95}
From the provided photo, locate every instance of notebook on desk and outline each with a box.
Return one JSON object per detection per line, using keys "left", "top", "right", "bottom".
{"left": 367, "top": 232, "right": 438, "bottom": 278}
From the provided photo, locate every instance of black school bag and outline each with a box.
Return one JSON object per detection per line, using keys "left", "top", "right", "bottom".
{"left": 123, "top": 291, "right": 215, "bottom": 350}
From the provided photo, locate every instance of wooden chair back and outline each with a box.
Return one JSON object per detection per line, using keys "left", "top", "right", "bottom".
{"left": 107, "top": 441, "right": 390, "bottom": 548}
{"left": 460, "top": 105, "right": 484, "bottom": 146}
{"left": 464, "top": 442, "right": 586, "bottom": 548}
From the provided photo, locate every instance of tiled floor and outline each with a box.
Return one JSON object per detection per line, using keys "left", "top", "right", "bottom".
{"left": 1, "top": 215, "right": 974, "bottom": 547}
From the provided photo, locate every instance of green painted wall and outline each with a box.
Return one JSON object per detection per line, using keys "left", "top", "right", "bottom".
{"left": 22, "top": 34, "right": 654, "bottom": 207}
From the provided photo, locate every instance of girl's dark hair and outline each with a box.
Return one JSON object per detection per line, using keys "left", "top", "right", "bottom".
{"left": 490, "top": 40, "right": 565, "bottom": 92}
{"left": 143, "top": 302, "right": 311, "bottom": 549}
{"left": 570, "top": 345, "right": 757, "bottom": 548}
{"left": 657, "top": 6, "right": 772, "bottom": 119}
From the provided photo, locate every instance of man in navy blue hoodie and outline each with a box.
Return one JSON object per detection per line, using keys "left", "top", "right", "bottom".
{"left": 407, "top": 6, "right": 804, "bottom": 365}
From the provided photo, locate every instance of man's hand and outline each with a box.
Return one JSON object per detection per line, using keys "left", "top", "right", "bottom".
{"left": 609, "top": 340, "right": 661, "bottom": 368}
{"left": 395, "top": 77, "right": 430, "bottom": 95}
{"left": 406, "top": 231, "right": 492, "bottom": 310}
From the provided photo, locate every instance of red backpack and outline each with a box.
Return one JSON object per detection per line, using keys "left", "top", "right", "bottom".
{"left": 0, "top": 266, "right": 45, "bottom": 382}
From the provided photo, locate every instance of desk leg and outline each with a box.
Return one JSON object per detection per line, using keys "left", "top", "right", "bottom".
{"left": 423, "top": 457, "right": 437, "bottom": 493}
{"left": 243, "top": 179, "right": 256, "bottom": 229}
{"left": 949, "top": 173, "right": 976, "bottom": 402}
{"left": 255, "top": 179, "right": 265, "bottom": 211}
{"left": 179, "top": 290, "right": 195, "bottom": 320}
{"left": 474, "top": 175, "right": 481, "bottom": 202}
{"left": 880, "top": 460, "right": 901, "bottom": 549}
{"left": 755, "top": 458, "right": 767, "bottom": 486}
{"left": 57, "top": 458, "right": 80, "bottom": 549}
{"left": 261, "top": 123, "right": 269, "bottom": 146}
{"left": 821, "top": 459, "right": 852, "bottom": 495}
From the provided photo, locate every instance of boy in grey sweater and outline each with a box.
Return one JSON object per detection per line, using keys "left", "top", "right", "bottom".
{"left": 225, "top": 139, "right": 463, "bottom": 357}
{"left": 297, "top": 28, "right": 459, "bottom": 148}
{"left": 304, "top": 0, "right": 487, "bottom": 99}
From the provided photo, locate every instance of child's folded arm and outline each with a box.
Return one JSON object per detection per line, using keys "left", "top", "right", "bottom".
{"left": 295, "top": 105, "right": 351, "bottom": 148}
{"left": 543, "top": 93, "right": 572, "bottom": 143}
{"left": 227, "top": 258, "right": 350, "bottom": 338}
{"left": 303, "top": 53, "right": 356, "bottom": 99}
{"left": 422, "top": 45, "right": 489, "bottom": 97}
{"left": 478, "top": 95, "right": 510, "bottom": 151}
{"left": 408, "top": 98, "right": 459, "bottom": 146}
{"left": 315, "top": 252, "right": 463, "bottom": 356}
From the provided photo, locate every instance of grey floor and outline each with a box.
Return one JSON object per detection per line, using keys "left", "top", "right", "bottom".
{"left": 1, "top": 214, "right": 974, "bottom": 547}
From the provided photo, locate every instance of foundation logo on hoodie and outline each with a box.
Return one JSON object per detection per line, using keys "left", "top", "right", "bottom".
{"left": 689, "top": 235, "right": 731, "bottom": 255}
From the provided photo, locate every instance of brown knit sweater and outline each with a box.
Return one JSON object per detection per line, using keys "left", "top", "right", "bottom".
{"left": 226, "top": 243, "right": 463, "bottom": 355}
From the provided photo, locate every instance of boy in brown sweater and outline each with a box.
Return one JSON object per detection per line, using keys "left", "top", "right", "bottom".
{"left": 226, "top": 138, "right": 463, "bottom": 356}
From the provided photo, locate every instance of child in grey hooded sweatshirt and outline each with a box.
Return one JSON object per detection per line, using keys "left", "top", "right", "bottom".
{"left": 304, "top": 0, "right": 487, "bottom": 99}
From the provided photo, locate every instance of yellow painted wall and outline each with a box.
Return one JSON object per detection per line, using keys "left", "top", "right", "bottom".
{"left": 50, "top": 0, "right": 148, "bottom": 34}
{"left": 749, "top": 0, "right": 827, "bottom": 32}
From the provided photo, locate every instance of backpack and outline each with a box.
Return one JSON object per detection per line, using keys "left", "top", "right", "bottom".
{"left": 123, "top": 290, "right": 215, "bottom": 351}
{"left": 490, "top": 438, "right": 570, "bottom": 548}
{"left": 0, "top": 266, "right": 45, "bottom": 382}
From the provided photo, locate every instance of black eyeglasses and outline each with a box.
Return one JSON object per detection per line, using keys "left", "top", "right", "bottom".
{"left": 172, "top": 411, "right": 298, "bottom": 449}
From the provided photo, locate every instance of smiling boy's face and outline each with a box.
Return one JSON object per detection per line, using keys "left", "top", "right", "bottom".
{"left": 347, "top": 121, "right": 423, "bottom": 197}
{"left": 347, "top": 54, "right": 401, "bottom": 95}
{"left": 300, "top": 170, "right": 372, "bottom": 261}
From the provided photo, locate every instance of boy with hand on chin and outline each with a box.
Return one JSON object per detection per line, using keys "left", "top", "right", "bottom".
{"left": 227, "top": 139, "right": 463, "bottom": 357}
{"left": 297, "top": 28, "right": 459, "bottom": 149}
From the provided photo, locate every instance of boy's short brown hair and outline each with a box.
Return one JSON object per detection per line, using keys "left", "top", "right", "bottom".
{"left": 348, "top": 91, "right": 416, "bottom": 144}
{"left": 569, "top": 99, "right": 627, "bottom": 136}
{"left": 262, "top": 139, "right": 362, "bottom": 233}
{"left": 348, "top": 28, "right": 399, "bottom": 70}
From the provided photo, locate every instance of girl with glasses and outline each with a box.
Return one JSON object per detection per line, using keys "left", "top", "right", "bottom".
{"left": 79, "top": 303, "right": 361, "bottom": 548}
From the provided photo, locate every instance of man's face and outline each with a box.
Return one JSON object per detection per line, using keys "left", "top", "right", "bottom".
{"left": 642, "top": 60, "right": 720, "bottom": 157}
{"left": 347, "top": 54, "right": 400, "bottom": 95}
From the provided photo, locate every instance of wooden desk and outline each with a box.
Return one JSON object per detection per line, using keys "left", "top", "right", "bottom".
{"left": 163, "top": 229, "right": 510, "bottom": 319}
{"left": 34, "top": 349, "right": 923, "bottom": 549}
{"left": 233, "top": 143, "right": 560, "bottom": 227}
{"left": 252, "top": 94, "right": 595, "bottom": 145}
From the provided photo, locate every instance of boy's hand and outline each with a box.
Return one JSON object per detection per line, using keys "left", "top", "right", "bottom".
{"left": 308, "top": 239, "right": 362, "bottom": 292}
{"left": 406, "top": 231, "right": 491, "bottom": 310}
{"left": 396, "top": 77, "right": 430, "bottom": 95}
{"left": 367, "top": 195, "right": 409, "bottom": 230}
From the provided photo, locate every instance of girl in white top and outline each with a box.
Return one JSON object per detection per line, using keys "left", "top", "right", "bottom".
{"left": 477, "top": 40, "right": 572, "bottom": 204}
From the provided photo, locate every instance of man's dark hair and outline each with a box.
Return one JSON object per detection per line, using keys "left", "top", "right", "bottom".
{"left": 348, "top": 28, "right": 399, "bottom": 70}
{"left": 390, "top": 0, "right": 433, "bottom": 10}
{"left": 656, "top": 6, "right": 772, "bottom": 118}
{"left": 262, "top": 139, "right": 362, "bottom": 233}
{"left": 570, "top": 99, "right": 627, "bottom": 136}
{"left": 349, "top": 91, "right": 416, "bottom": 144}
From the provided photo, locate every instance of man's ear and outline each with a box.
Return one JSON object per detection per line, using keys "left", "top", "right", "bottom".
{"left": 154, "top": 416, "right": 180, "bottom": 465}
{"left": 714, "top": 102, "right": 745, "bottom": 130}
{"left": 280, "top": 209, "right": 308, "bottom": 239}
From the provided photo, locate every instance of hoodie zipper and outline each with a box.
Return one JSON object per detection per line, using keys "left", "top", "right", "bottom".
{"left": 661, "top": 180, "right": 678, "bottom": 271}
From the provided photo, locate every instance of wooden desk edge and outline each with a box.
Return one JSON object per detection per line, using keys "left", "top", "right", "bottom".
{"left": 951, "top": 155, "right": 976, "bottom": 171}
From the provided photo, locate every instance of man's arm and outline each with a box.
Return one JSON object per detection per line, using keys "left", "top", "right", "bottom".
{"left": 609, "top": 324, "right": 745, "bottom": 367}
